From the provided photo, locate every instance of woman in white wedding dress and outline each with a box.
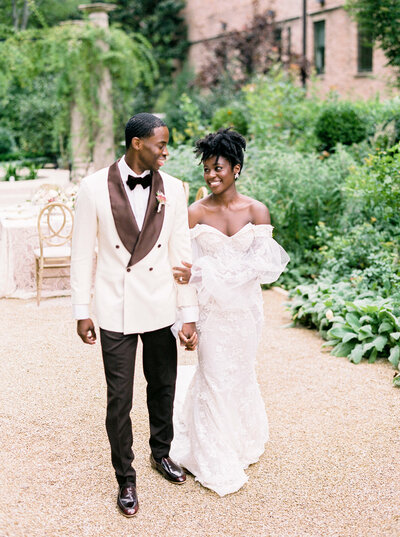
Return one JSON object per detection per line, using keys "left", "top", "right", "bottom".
{"left": 170, "top": 129, "right": 289, "bottom": 496}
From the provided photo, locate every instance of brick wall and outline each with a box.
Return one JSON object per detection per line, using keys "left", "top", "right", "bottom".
{"left": 184, "top": 0, "right": 398, "bottom": 99}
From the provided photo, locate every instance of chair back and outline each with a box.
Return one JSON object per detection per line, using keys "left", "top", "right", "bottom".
{"left": 195, "top": 186, "right": 208, "bottom": 201}
{"left": 37, "top": 202, "right": 74, "bottom": 256}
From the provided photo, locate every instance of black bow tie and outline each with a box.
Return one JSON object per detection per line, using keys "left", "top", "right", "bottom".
{"left": 127, "top": 174, "right": 151, "bottom": 190}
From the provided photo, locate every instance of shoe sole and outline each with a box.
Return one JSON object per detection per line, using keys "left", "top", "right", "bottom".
{"left": 117, "top": 504, "right": 139, "bottom": 517}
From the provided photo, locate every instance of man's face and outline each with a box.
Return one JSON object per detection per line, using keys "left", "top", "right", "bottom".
{"left": 136, "top": 126, "right": 169, "bottom": 172}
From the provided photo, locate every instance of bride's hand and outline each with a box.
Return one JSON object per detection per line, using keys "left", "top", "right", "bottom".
{"left": 179, "top": 322, "right": 198, "bottom": 351}
{"left": 173, "top": 261, "right": 192, "bottom": 284}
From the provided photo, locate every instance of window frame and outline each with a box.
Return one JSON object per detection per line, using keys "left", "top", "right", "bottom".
{"left": 314, "top": 19, "right": 326, "bottom": 75}
{"left": 357, "top": 27, "right": 373, "bottom": 73}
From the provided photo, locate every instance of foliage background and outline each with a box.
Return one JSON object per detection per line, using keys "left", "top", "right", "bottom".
{"left": 0, "top": 2, "right": 399, "bottom": 382}
{"left": 162, "top": 70, "right": 400, "bottom": 384}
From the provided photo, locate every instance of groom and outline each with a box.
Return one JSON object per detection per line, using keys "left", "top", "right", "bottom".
{"left": 70, "top": 113, "right": 198, "bottom": 517}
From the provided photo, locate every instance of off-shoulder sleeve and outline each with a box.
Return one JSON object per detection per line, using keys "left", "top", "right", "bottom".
{"left": 189, "top": 225, "right": 289, "bottom": 310}
{"left": 249, "top": 225, "right": 290, "bottom": 284}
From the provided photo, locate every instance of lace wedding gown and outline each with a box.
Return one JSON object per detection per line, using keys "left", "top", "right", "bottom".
{"left": 170, "top": 223, "right": 289, "bottom": 496}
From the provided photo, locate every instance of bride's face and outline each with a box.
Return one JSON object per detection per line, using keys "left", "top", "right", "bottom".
{"left": 203, "top": 156, "right": 240, "bottom": 194}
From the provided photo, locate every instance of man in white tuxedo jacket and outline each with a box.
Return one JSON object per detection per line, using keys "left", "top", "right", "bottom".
{"left": 71, "top": 113, "right": 198, "bottom": 517}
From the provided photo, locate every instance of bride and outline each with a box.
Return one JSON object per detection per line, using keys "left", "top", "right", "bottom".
{"left": 171, "top": 128, "right": 289, "bottom": 496}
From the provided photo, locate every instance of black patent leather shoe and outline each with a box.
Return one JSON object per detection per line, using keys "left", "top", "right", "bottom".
{"left": 117, "top": 484, "right": 139, "bottom": 517}
{"left": 150, "top": 454, "right": 186, "bottom": 484}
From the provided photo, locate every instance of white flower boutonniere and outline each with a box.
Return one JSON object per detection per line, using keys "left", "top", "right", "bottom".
{"left": 156, "top": 191, "right": 167, "bottom": 213}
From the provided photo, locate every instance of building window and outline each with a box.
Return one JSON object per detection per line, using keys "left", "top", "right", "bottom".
{"left": 274, "top": 27, "right": 282, "bottom": 60}
{"left": 287, "top": 26, "right": 291, "bottom": 57}
{"left": 314, "top": 20, "right": 325, "bottom": 74}
{"left": 358, "top": 28, "right": 373, "bottom": 72}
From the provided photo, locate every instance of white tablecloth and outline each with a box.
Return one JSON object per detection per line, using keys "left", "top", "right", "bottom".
{"left": 0, "top": 204, "right": 71, "bottom": 299}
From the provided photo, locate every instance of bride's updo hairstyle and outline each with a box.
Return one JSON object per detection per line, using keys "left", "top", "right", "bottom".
{"left": 195, "top": 128, "right": 246, "bottom": 178}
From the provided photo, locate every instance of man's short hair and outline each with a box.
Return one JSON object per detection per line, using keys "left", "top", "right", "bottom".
{"left": 125, "top": 113, "right": 166, "bottom": 149}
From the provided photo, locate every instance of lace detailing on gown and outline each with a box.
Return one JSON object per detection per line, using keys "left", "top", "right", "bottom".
{"left": 170, "top": 224, "right": 289, "bottom": 496}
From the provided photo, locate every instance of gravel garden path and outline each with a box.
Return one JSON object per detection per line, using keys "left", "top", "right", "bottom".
{"left": 0, "top": 290, "right": 398, "bottom": 537}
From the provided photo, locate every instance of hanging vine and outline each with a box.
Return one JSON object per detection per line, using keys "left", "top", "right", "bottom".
{"left": 0, "top": 22, "right": 158, "bottom": 159}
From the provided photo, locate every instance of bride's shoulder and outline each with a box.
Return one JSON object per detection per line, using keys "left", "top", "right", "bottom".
{"left": 188, "top": 199, "right": 207, "bottom": 228}
{"left": 246, "top": 197, "right": 271, "bottom": 225}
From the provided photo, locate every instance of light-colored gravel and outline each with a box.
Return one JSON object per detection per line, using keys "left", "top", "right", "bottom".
{"left": 0, "top": 290, "right": 399, "bottom": 537}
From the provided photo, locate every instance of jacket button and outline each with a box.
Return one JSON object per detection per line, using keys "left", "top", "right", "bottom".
{"left": 149, "top": 267, "right": 153, "bottom": 271}
{"left": 158, "top": 244, "right": 161, "bottom": 248}
{"left": 116, "top": 245, "right": 120, "bottom": 249}
{"left": 127, "top": 268, "right": 131, "bottom": 272}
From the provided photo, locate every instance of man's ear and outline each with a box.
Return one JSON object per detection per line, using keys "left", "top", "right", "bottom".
{"left": 131, "top": 137, "right": 142, "bottom": 151}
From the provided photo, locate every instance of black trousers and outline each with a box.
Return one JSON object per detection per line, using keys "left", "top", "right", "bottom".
{"left": 100, "top": 325, "right": 177, "bottom": 486}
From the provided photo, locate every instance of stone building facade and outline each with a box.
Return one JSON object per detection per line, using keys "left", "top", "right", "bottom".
{"left": 184, "top": 0, "right": 397, "bottom": 98}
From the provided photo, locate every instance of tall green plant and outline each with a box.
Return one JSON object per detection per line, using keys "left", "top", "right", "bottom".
{"left": 239, "top": 143, "right": 355, "bottom": 252}
{"left": 344, "top": 144, "right": 400, "bottom": 225}
{"left": 111, "top": 0, "right": 188, "bottom": 107}
{"left": 0, "top": 23, "right": 157, "bottom": 158}
{"left": 244, "top": 68, "right": 322, "bottom": 151}
{"left": 315, "top": 101, "right": 368, "bottom": 150}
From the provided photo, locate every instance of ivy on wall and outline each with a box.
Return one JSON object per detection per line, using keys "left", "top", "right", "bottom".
{"left": 0, "top": 22, "right": 157, "bottom": 160}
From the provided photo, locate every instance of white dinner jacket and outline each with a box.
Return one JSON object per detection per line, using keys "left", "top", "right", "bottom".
{"left": 70, "top": 161, "right": 197, "bottom": 334}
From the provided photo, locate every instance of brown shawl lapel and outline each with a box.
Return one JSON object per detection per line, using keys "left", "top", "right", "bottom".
{"left": 108, "top": 161, "right": 165, "bottom": 267}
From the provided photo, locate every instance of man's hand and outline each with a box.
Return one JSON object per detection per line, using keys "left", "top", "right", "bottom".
{"left": 178, "top": 322, "right": 197, "bottom": 351}
{"left": 77, "top": 318, "right": 97, "bottom": 345}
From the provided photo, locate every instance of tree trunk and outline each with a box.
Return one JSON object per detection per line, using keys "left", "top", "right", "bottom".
{"left": 12, "top": 0, "right": 31, "bottom": 30}
{"left": 12, "top": 0, "right": 20, "bottom": 30}
{"left": 21, "top": 0, "right": 30, "bottom": 30}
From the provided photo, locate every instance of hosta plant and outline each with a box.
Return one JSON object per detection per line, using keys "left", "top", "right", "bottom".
{"left": 290, "top": 280, "right": 400, "bottom": 385}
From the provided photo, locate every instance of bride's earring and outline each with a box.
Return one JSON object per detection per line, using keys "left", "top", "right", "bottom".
{"left": 234, "top": 172, "right": 239, "bottom": 180}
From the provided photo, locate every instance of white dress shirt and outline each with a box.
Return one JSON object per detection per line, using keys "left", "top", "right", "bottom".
{"left": 119, "top": 155, "right": 151, "bottom": 231}
{"left": 73, "top": 156, "right": 198, "bottom": 328}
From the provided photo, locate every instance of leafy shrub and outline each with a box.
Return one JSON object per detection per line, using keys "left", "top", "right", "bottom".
{"left": 315, "top": 101, "right": 368, "bottom": 150}
{"left": 244, "top": 68, "right": 322, "bottom": 151}
{"left": 289, "top": 279, "right": 400, "bottom": 385}
{"left": 167, "top": 93, "right": 209, "bottom": 145}
{"left": 0, "top": 24, "right": 157, "bottom": 163}
{"left": 0, "top": 127, "right": 16, "bottom": 154}
{"left": 370, "top": 98, "right": 400, "bottom": 149}
{"left": 162, "top": 143, "right": 204, "bottom": 202}
{"left": 315, "top": 222, "right": 398, "bottom": 288}
{"left": 344, "top": 144, "right": 400, "bottom": 225}
{"left": 211, "top": 105, "right": 248, "bottom": 135}
{"left": 165, "top": 139, "right": 356, "bottom": 286}
{"left": 1, "top": 161, "right": 40, "bottom": 181}
{"left": 239, "top": 143, "right": 355, "bottom": 275}
{"left": 2, "top": 77, "right": 62, "bottom": 158}
{"left": 3, "top": 163, "right": 20, "bottom": 181}
{"left": 162, "top": 69, "right": 245, "bottom": 145}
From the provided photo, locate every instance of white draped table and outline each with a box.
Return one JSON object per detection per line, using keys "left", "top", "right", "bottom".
{"left": 0, "top": 204, "right": 72, "bottom": 299}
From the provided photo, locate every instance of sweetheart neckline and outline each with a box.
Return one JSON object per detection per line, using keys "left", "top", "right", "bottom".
{"left": 192, "top": 222, "right": 272, "bottom": 238}
{"left": 191, "top": 222, "right": 274, "bottom": 239}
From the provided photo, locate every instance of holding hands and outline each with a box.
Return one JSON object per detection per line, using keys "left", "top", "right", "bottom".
{"left": 173, "top": 261, "right": 197, "bottom": 350}
{"left": 178, "top": 322, "right": 198, "bottom": 351}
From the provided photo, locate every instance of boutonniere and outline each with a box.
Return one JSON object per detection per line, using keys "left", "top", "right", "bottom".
{"left": 156, "top": 191, "right": 167, "bottom": 213}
